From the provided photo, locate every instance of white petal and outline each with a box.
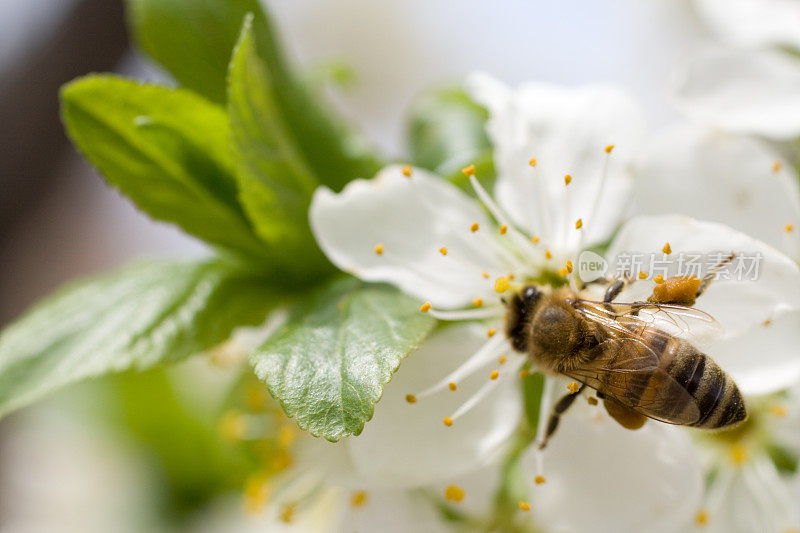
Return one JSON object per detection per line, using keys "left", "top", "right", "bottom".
{"left": 606, "top": 215, "right": 800, "bottom": 338}
{"left": 708, "top": 311, "right": 800, "bottom": 396}
{"left": 334, "top": 488, "right": 451, "bottom": 533}
{"left": 635, "top": 124, "right": 800, "bottom": 256}
{"left": 694, "top": 0, "right": 800, "bottom": 49}
{"left": 310, "top": 165, "right": 511, "bottom": 308}
{"left": 344, "top": 323, "right": 522, "bottom": 488}
{"left": 526, "top": 401, "right": 702, "bottom": 533}
{"left": 468, "top": 72, "right": 646, "bottom": 251}
{"left": 673, "top": 47, "right": 800, "bottom": 139}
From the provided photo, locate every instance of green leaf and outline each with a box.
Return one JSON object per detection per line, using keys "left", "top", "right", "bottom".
{"left": 0, "top": 259, "right": 277, "bottom": 419}
{"left": 61, "top": 75, "right": 269, "bottom": 261}
{"left": 522, "top": 369, "right": 545, "bottom": 434}
{"left": 407, "top": 88, "right": 493, "bottom": 178}
{"left": 251, "top": 278, "right": 436, "bottom": 441}
{"left": 126, "top": 0, "right": 265, "bottom": 104}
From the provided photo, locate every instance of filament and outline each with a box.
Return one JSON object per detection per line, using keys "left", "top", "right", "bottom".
{"left": 582, "top": 150, "right": 612, "bottom": 252}
{"left": 428, "top": 306, "right": 506, "bottom": 321}
{"left": 534, "top": 376, "right": 556, "bottom": 475}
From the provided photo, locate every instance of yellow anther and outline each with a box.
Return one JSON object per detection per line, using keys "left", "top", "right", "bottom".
{"left": 558, "top": 267, "right": 568, "bottom": 277}
{"left": 519, "top": 501, "right": 531, "bottom": 511}
{"left": 565, "top": 260, "right": 573, "bottom": 274}
{"left": 786, "top": 224, "right": 795, "bottom": 233}
{"left": 443, "top": 417, "right": 453, "bottom": 427}
{"left": 531, "top": 235, "right": 540, "bottom": 244}
{"left": 498, "top": 355, "right": 507, "bottom": 365}
{"left": 277, "top": 426, "right": 296, "bottom": 449}
{"left": 470, "top": 222, "right": 480, "bottom": 232}
{"left": 374, "top": 243, "right": 384, "bottom": 255}
{"left": 770, "top": 404, "right": 788, "bottom": 417}
{"left": 482, "top": 271, "right": 490, "bottom": 279}
{"left": 494, "top": 277, "right": 510, "bottom": 293}
{"left": 490, "top": 370, "right": 499, "bottom": 380}
{"left": 567, "top": 381, "right": 581, "bottom": 394}
{"left": 653, "top": 274, "right": 665, "bottom": 284}
{"left": 638, "top": 271, "right": 648, "bottom": 280}
{"left": 405, "top": 394, "right": 417, "bottom": 404}
{"left": 773, "top": 161, "right": 783, "bottom": 173}
{"left": 219, "top": 410, "right": 247, "bottom": 441}
{"left": 445, "top": 485, "right": 465, "bottom": 502}
{"left": 695, "top": 509, "right": 709, "bottom": 526}
{"left": 529, "top": 158, "right": 538, "bottom": 167}
{"left": 280, "top": 505, "right": 296, "bottom": 524}
{"left": 587, "top": 396, "right": 599, "bottom": 406}
{"left": 473, "top": 297, "right": 483, "bottom": 308}
{"left": 662, "top": 242, "right": 672, "bottom": 254}
{"left": 351, "top": 490, "right": 368, "bottom": 508}
{"left": 439, "top": 247, "right": 448, "bottom": 255}
{"left": 575, "top": 218, "right": 583, "bottom": 230}
{"left": 508, "top": 273, "right": 516, "bottom": 281}
{"left": 564, "top": 174, "right": 572, "bottom": 186}
{"left": 243, "top": 472, "right": 271, "bottom": 514}
{"left": 519, "top": 369, "right": 531, "bottom": 380}
{"left": 500, "top": 224, "right": 508, "bottom": 235}
{"left": 544, "top": 249, "right": 553, "bottom": 260}
{"left": 605, "top": 144, "right": 615, "bottom": 154}
{"left": 487, "top": 328, "right": 497, "bottom": 338}
{"left": 449, "top": 382, "right": 457, "bottom": 391}
{"left": 534, "top": 475, "right": 547, "bottom": 485}
{"left": 402, "top": 165, "right": 412, "bottom": 177}
{"left": 461, "top": 164, "right": 476, "bottom": 177}
{"left": 729, "top": 443, "right": 748, "bottom": 466}
{"left": 420, "top": 302, "right": 432, "bottom": 313}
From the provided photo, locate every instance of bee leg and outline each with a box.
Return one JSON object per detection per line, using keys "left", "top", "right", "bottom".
{"left": 538, "top": 384, "right": 586, "bottom": 450}
{"left": 603, "top": 273, "right": 636, "bottom": 303}
{"left": 695, "top": 253, "right": 736, "bottom": 300}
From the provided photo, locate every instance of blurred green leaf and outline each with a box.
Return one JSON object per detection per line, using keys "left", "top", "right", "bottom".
{"left": 127, "top": 0, "right": 265, "bottom": 104}
{"left": 522, "top": 370, "right": 545, "bottom": 436}
{"left": 251, "top": 278, "right": 436, "bottom": 441}
{"left": 0, "top": 259, "right": 277, "bottom": 419}
{"left": 61, "top": 75, "right": 269, "bottom": 261}
{"left": 408, "top": 88, "right": 493, "bottom": 179}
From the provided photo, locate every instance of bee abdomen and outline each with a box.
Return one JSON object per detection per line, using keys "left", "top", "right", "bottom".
{"left": 668, "top": 344, "right": 747, "bottom": 429}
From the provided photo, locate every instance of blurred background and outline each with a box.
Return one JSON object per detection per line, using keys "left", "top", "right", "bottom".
{"left": 0, "top": 0, "right": 708, "bottom": 530}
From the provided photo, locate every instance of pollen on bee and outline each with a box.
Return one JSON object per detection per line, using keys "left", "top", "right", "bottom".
{"left": 575, "top": 218, "right": 583, "bottom": 230}
{"left": 662, "top": 242, "right": 672, "bottom": 255}
{"left": 351, "top": 490, "right": 368, "bottom": 508}
{"left": 587, "top": 396, "right": 599, "bottom": 406}
{"left": 567, "top": 381, "right": 581, "bottom": 394}
{"left": 605, "top": 144, "right": 615, "bottom": 154}
{"left": 482, "top": 271, "right": 490, "bottom": 279}
{"left": 374, "top": 243, "right": 384, "bottom": 255}
{"left": 420, "top": 302, "right": 432, "bottom": 313}
{"left": 449, "top": 382, "right": 457, "bottom": 391}
{"left": 445, "top": 485, "right": 465, "bottom": 502}
{"left": 473, "top": 297, "right": 483, "bottom": 308}
{"left": 402, "top": 165, "right": 412, "bottom": 177}
{"left": 534, "top": 475, "right": 547, "bottom": 485}
{"left": 638, "top": 271, "right": 648, "bottom": 280}
{"left": 494, "top": 277, "right": 510, "bottom": 293}
{"left": 500, "top": 224, "right": 508, "bottom": 235}
{"left": 786, "top": 224, "right": 795, "bottom": 233}
{"left": 729, "top": 443, "right": 748, "bottom": 466}
{"left": 529, "top": 158, "right": 538, "bottom": 167}
{"left": 531, "top": 234, "right": 540, "bottom": 244}
{"left": 769, "top": 404, "right": 788, "bottom": 417}
{"left": 519, "top": 369, "right": 530, "bottom": 379}
{"left": 470, "top": 222, "right": 480, "bottom": 232}
{"left": 694, "top": 509, "right": 709, "bottom": 526}
{"left": 518, "top": 501, "right": 531, "bottom": 511}
{"left": 461, "top": 164, "right": 476, "bottom": 177}
{"left": 773, "top": 160, "right": 783, "bottom": 173}
{"left": 544, "top": 249, "right": 553, "bottom": 260}
{"left": 565, "top": 260, "right": 573, "bottom": 274}
{"left": 439, "top": 247, "right": 448, "bottom": 255}
{"left": 498, "top": 355, "right": 507, "bottom": 365}
{"left": 653, "top": 274, "right": 665, "bottom": 284}
{"left": 487, "top": 328, "right": 497, "bottom": 338}
{"left": 490, "top": 370, "right": 499, "bottom": 380}
{"left": 443, "top": 417, "right": 453, "bottom": 427}
{"left": 564, "top": 174, "right": 572, "bottom": 186}
{"left": 405, "top": 394, "right": 417, "bottom": 404}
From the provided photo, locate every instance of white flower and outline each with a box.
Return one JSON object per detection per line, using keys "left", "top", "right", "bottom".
{"left": 693, "top": 0, "right": 800, "bottom": 50}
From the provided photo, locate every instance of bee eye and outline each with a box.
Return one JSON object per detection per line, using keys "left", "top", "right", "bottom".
{"left": 522, "top": 286, "right": 540, "bottom": 307}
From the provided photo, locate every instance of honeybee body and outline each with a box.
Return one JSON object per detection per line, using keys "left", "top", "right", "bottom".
{"left": 506, "top": 286, "right": 747, "bottom": 430}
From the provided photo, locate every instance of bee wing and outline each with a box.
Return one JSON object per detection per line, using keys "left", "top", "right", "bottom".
{"left": 570, "top": 299, "right": 723, "bottom": 348}
{"left": 564, "top": 337, "right": 702, "bottom": 426}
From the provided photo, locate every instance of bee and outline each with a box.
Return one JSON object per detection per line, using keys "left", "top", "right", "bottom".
{"left": 506, "top": 273, "right": 748, "bottom": 449}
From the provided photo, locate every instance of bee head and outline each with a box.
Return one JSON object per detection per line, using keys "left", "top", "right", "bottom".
{"left": 505, "top": 284, "right": 542, "bottom": 352}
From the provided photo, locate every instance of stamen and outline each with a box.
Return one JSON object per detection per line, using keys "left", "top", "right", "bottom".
{"left": 405, "top": 394, "right": 417, "bottom": 404}
{"left": 575, "top": 218, "right": 583, "bottom": 230}
{"left": 482, "top": 271, "right": 490, "bottom": 279}
{"left": 420, "top": 302, "right": 432, "bottom": 313}
{"left": 443, "top": 417, "right": 453, "bottom": 426}
{"left": 694, "top": 509, "right": 709, "bottom": 527}
{"left": 427, "top": 306, "right": 505, "bottom": 321}
{"left": 773, "top": 161, "right": 782, "bottom": 173}
{"left": 449, "top": 382, "right": 457, "bottom": 391}
{"left": 519, "top": 501, "right": 531, "bottom": 511}
{"left": 351, "top": 490, "right": 368, "bottom": 508}
{"left": 662, "top": 242, "right": 672, "bottom": 254}
{"left": 529, "top": 158, "right": 537, "bottom": 167}
{"left": 490, "top": 370, "right": 499, "bottom": 380}
{"left": 470, "top": 222, "right": 480, "bottom": 232}
{"left": 445, "top": 485, "right": 465, "bottom": 502}
{"left": 534, "top": 378, "right": 555, "bottom": 475}
{"left": 653, "top": 274, "right": 665, "bottom": 284}
{"left": 564, "top": 174, "right": 572, "bottom": 186}
{"left": 565, "top": 260, "right": 573, "bottom": 274}
{"left": 584, "top": 146, "right": 614, "bottom": 250}
{"left": 605, "top": 144, "right": 615, "bottom": 154}
{"left": 461, "top": 165, "right": 476, "bottom": 177}
{"left": 495, "top": 277, "right": 510, "bottom": 293}
{"left": 558, "top": 267, "right": 568, "bottom": 277}
{"left": 531, "top": 235, "right": 540, "bottom": 244}
{"left": 473, "top": 298, "right": 483, "bottom": 307}
{"left": 729, "top": 443, "right": 748, "bottom": 466}
{"left": 402, "top": 165, "right": 412, "bottom": 177}
{"left": 534, "top": 476, "right": 547, "bottom": 485}
{"left": 374, "top": 243, "right": 384, "bottom": 255}
{"left": 529, "top": 158, "right": 554, "bottom": 243}
{"left": 544, "top": 250, "right": 553, "bottom": 260}
{"left": 448, "top": 377, "right": 502, "bottom": 422}
{"left": 498, "top": 355, "right": 507, "bottom": 365}
{"left": 769, "top": 404, "right": 787, "bottom": 417}
{"left": 499, "top": 224, "right": 508, "bottom": 235}
{"left": 519, "top": 369, "right": 531, "bottom": 379}
{"left": 638, "top": 271, "right": 648, "bottom": 280}
{"left": 439, "top": 247, "right": 448, "bottom": 256}
{"left": 487, "top": 328, "right": 497, "bottom": 338}
{"left": 786, "top": 224, "right": 795, "bottom": 233}
{"left": 587, "top": 396, "right": 598, "bottom": 406}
